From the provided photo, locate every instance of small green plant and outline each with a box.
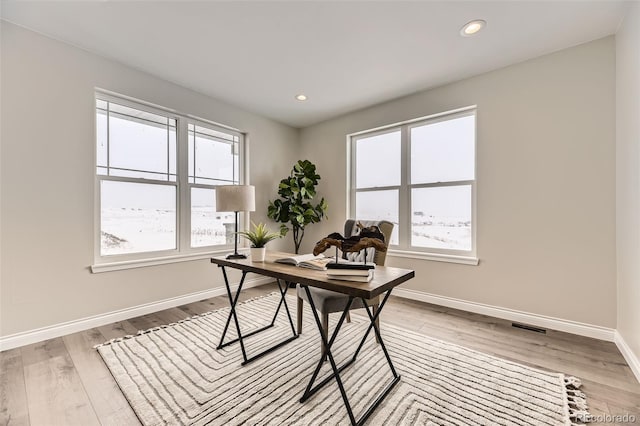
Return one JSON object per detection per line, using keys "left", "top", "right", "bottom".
{"left": 237, "top": 222, "right": 283, "bottom": 248}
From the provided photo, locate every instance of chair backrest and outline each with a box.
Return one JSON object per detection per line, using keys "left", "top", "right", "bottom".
{"left": 343, "top": 219, "right": 394, "bottom": 266}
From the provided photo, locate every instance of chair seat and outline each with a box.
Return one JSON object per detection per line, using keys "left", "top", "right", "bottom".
{"left": 297, "top": 284, "right": 369, "bottom": 313}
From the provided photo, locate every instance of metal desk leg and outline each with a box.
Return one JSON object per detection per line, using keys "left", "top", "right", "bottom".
{"left": 299, "top": 285, "right": 400, "bottom": 426}
{"left": 216, "top": 266, "right": 299, "bottom": 365}
{"left": 274, "top": 279, "right": 298, "bottom": 337}
{"left": 216, "top": 267, "right": 248, "bottom": 360}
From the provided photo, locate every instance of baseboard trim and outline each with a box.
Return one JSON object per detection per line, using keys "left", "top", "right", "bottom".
{"left": 614, "top": 331, "right": 640, "bottom": 383}
{"left": 0, "top": 276, "right": 274, "bottom": 352}
{"left": 393, "top": 288, "right": 616, "bottom": 342}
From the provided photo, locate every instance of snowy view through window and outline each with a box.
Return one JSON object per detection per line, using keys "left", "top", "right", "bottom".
{"left": 354, "top": 112, "right": 475, "bottom": 252}
{"left": 191, "top": 187, "right": 235, "bottom": 248}
{"left": 101, "top": 181, "right": 177, "bottom": 255}
{"left": 410, "top": 115, "right": 474, "bottom": 250}
{"left": 97, "top": 99, "right": 239, "bottom": 256}
{"left": 411, "top": 185, "right": 472, "bottom": 250}
{"left": 188, "top": 123, "right": 239, "bottom": 247}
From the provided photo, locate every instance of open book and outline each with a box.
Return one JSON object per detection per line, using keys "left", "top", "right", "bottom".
{"left": 274, "top": 254, "right": 334, "bottom": 271}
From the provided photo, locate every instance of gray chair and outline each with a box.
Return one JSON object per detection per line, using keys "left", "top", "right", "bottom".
{"left": 296, "top": 219, "right": 394, "bottom": 353}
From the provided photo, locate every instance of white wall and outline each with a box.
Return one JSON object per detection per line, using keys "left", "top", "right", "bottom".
{"left": 300, "top": 37, "right": 617, "bottom": 328}
{"left": 616, "top": 2, "right": 640, "bottom": 368}
{"left": 0, "top": 23, "right": 299, "bottom": 337}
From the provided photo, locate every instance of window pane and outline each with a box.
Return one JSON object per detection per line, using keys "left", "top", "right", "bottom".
{"left": 411, "top": 114, "right": 475, "bottom": 184}
{"left": 189, "top": 124, "right": 237, "bottom": 183}
{"left": 411, "top": 185, "right": 472, "bottom": 251}
{"left": 109, "top": 113, "right": 170, "bottom": 175}
{"left": 169, "top": 126, "right": 177, "bottom": 176}
{"left": 96, "top": 109, "right": 107, "bottom": 169}
{"left": 101, "top": 181, "right": 176, "bottom": 255}
{"left": 233, "top": 142, "right": 240, "bottom": 184}
{"left": 355, "top": 190, "right": 399, "bottom": 245}
{"left": 191, "top": 187, "right": 234, "bottom": 247}
{"left": 195, "top": 137, "right": 234, "bottom": 181}
{"left": 188, "top": 126, "right": 195, "bottom": 178}
{"left": 356, "top": 131, "right": 401, "bottom": 188}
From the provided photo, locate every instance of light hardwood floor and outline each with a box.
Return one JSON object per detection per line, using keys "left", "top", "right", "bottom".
{"left": 1, "top": 283, "right": 639, "bottom": 426}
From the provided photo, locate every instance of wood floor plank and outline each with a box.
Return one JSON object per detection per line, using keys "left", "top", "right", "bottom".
{"left": 126, "top": 314, "right": 162, "bottom": 332}
{"left": 96, "top": 320, "right": 139, "bottom": 342}
{"left": 580, "top": 379, "right": 640, "bottom": 411}
{"left": 20, "top": 338, "right": 100, "bottom": 426}
{"left": 148, "top": 307, "right": 191, "bottom": 325}
{"left": 606, "top": 403, "right": 640, "bottom": 422}
{"left": 178, "top": 299, "right": 223, "bottom": 317}
{"left": 127, "top": 307, "right": 188, "bottom": 332}
{"left": 587, "top": 396, "right": 611, "bottom": 416}
{"left": 63, "top": 329, "right": 140, "bottom": 426}
{"left": 0, "top": 348, "right": 29, "bottom": 426}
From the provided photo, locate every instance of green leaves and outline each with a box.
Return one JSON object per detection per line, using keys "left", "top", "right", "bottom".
{"left": 267, "top": 159, "right": 328, "bottom": 253}
{"left": 236, "top": 222, "right": 283, "bottom": 248}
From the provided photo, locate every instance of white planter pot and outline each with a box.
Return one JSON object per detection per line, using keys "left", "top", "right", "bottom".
{"left": 250, "top": 247, "right": 266, "bottom": 262}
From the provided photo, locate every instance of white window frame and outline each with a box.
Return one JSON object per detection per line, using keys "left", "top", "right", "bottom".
{"left": 348, "top": 106, "right": 478, "bottom": 265}
{"left": 92, "top": 91, "right": 246, "bottom": 272}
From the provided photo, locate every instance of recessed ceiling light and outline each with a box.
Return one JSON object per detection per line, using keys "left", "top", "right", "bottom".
{"left": 460, "top": 20, "right": 486, "bottom": 37}
{"left": 295, "top": 94, "right": 308, "bottom": 101}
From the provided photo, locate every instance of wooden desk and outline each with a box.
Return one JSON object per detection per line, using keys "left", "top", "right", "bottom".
{"left": 212, "top": 251, "right": 412, "bottom": 299}
{"left": 211, "top": 251, "right": 415, "bottom": 426}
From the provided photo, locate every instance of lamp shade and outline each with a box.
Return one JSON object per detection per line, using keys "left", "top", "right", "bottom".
{"left": 215, "top": 185, "right": 255, "bottom": 212}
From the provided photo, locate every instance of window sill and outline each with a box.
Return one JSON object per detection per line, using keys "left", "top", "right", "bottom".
{"left": 387, "top": 249, "right": 479, "bottom": 266}
{"left": 91, "top": 249, "right": 246, "bottom": 273}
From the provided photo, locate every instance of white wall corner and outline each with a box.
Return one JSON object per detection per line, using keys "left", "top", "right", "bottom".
{"left": 393, "top": 288, "right": 616, "bottom": 342}
{"left": 614, "top": 331, "right": 640, "bottom": 383}
{"left": 0, "top": 276, "right": 274, "bottom": 352}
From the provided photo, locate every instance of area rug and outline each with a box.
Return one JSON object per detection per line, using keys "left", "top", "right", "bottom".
{"left": 96, "top": 293, "right": 590, "bottom": 425}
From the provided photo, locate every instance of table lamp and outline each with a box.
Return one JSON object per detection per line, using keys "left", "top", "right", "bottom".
{"left": 216, "top": 185, "right": 256, "bottom": 259}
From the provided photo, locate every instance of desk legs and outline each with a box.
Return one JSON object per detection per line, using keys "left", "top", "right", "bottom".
{"left": 216, "top": 266, "right": 298, "bottom": 365}
{"left": 299, "top": 285, "right": 400, "bottom": 426}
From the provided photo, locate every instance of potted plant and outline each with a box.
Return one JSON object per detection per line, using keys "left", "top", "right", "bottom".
{"left": 268, "top": 159, "right": 328, "bottom": 254}
{"left": 237, "top": 222, "right": 282, "bottom": 262}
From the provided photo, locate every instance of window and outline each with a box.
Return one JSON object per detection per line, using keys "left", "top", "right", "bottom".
{"left": 95, "top": 93, "right": 244, "bottom": 265}
{"left": 188, "top": 123, "right": 240, "bottom": 248}
{"left": 349, "top": 107, "right": 476, "bottom": 262}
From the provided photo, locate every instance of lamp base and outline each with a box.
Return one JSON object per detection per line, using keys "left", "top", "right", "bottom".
{"left": 226, "top": 253, "right": 247, "bottom": 260}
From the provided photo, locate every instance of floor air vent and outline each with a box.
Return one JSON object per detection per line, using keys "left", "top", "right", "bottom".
{"left": 512, "top": 323, "right": 547, "bottom": 334}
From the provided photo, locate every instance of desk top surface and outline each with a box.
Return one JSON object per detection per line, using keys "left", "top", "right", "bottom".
{"left": 211, "top": 251, "right": 415, "bottom": 299}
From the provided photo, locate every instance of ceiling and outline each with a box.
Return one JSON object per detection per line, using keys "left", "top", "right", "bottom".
{"left": 0, "top": 1, "right": 629, "bottom": 128}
